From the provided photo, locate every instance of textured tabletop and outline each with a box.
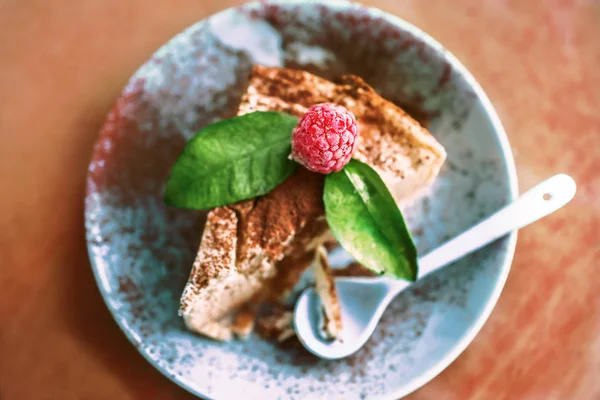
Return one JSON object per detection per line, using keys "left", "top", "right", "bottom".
{"left": 1, "top": 0, "right": 599, "bottom": 399}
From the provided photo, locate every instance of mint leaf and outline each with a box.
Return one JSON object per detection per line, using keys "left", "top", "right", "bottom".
{"left": 323, "top": 159, "right": 418, "bottom": 281}
{"left": 165, "top": 111, "right": 298, "bottom": 209}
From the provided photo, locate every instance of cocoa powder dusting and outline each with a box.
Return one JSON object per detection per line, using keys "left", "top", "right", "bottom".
{"left": 234, "top": 167, "right": 325, "bottom": 273}
{"left": 255, "top": 303, "right": 294, "bottom": 342}
{"left": 117, "top": 276, "right": 143, "bottom": 302}
{"left": 190, "top": 207, "right": 237, "bottom": 287}
{"left": 333, "top": 262, "right": 378, "bottom": 278}
{"left": 230, "top": 307, "right": 256, "bottom": 339}
{"left": 266, "top": 250, "right": 314, "bottom": 300}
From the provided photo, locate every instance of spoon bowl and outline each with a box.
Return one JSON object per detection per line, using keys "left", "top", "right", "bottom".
{"left": 295, "top": 277, "right": 409, "bottom": 359}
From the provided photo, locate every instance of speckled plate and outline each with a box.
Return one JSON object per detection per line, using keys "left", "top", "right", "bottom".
{"left": 85, "top": 1, "right": 518, "bottom": 399}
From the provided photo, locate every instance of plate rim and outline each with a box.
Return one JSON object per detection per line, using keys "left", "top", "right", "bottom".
{"left": 85, "top": 1, "right": 519, "bottom": 399}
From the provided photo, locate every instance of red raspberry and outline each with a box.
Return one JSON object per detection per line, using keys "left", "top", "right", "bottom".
{"left": 291, "top": 103, "right": 358, "bottom": 174}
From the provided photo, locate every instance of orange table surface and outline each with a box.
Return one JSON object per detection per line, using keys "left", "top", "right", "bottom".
{"left": 1, "top": 0, "right": 599, "bottom": 399}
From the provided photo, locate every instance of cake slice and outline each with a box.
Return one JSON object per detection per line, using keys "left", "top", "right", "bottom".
{"left": 179, "top": 66, "right": 446, "bottom": 340}
{"left": 180, "top": 168, "right": 328, "bottom": 340}
{"left": 313, "top": 245, "right": 343, "bottom": 340}
{"left": 239, "top": 66, "right": 447, "bottom": 202}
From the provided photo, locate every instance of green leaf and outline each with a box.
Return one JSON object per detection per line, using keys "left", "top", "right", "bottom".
{"left": 323, "top": 159, "right": 418, "bottom": 281}
{"left": 165, "top": 111, "right": 298, "bottom": 209}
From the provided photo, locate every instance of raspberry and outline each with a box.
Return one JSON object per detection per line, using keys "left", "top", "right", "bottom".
{"left": 291, "top": 103, "right": 358, "bottom": 174}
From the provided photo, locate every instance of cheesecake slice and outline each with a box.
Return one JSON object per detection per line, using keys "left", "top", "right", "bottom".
{"left": 179, "top": 66, "right": 446, "bottom": 340}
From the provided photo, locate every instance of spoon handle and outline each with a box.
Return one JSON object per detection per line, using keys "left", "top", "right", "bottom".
{"left": 417, "top": 174, "right": 576, "bottom": 278}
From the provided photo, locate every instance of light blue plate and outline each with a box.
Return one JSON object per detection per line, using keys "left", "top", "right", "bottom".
{"left": 86, "top": 1, "right": 517, "bottom": 398}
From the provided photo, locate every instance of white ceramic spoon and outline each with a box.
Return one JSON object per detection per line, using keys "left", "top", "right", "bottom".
{"left": 294, "top": 174, "right": 576, "bottom": 359}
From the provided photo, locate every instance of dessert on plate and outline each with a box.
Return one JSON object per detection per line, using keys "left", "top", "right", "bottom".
{"left": 171, "top": 65, "right": 446, "bottom": 341}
